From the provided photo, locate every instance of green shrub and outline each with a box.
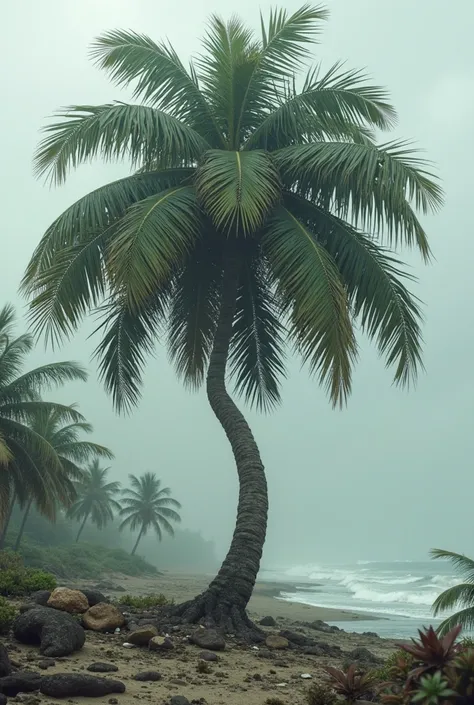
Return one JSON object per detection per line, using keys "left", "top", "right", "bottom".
{"left": 0, "top": 597, "right": 17, "bottom": 634}
{"left": 0, "top": 551, "right": 56, "bottom": 596}
{"left": 373, "top": 649, "right": 414, "bottom": 683}
{"left": 307, "top": 683, "right": 338, "bottom": 705}
{"left": 118, "top": 593, "right": 172, "bottom": 609}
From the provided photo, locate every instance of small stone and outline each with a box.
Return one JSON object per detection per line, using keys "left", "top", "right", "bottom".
{"left": 149, "top": 636, "right": 174, "bottom": 652}
{"left": 170, "top": 695, "right": 190, "bottom": 705}
{"left": 301, "top": 673, "right": 312, "bottom": 679}
{"left": 276, "top": 683, "right": 288, "bottom": 687}
{"left": 199, "top": 650, "right": 218, "bottom": 662}
{"left": 265, "top": 635, "right": 289, "bottom": 650}
{"left": 37, "top": 658, "right": 56, "bottom": 670}
{"left": 108, "top": 700, "right": 118, "bottom": 705}
{"left": 47, "top": 587, "right": 89, "bottom": 614}
{"left": 128, "top": 626, "right": 159, "bottom": 646}
{"left": 190, "top": 629, "right": 225, "bottom": 652}
{"left": 134, "top": 671, "right": 162, "bottom": 682}
{"left": 87, "top": 663, "right": 119, "bottom": 673}
{"left": 259, "top": 616, "right": 277, "bottom": 627}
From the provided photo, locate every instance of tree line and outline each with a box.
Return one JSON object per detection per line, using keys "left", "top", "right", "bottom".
{"left": 0, "top": 305, "right": 181, "bottom": 555}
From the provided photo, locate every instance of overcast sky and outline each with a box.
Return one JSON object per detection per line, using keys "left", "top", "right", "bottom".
{"left": 1, "top": 0, "right": 473, "bottom": 567}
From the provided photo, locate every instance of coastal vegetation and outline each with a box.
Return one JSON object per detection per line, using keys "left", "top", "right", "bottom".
{"left": 22, "top": 3, "right": 442, "bottom": 637}
{"left": 431, "top": 548, "right": 474, "bottom": 635}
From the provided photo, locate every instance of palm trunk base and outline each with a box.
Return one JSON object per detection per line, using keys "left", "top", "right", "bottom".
{"left": 167, "top": 588, "right": 264, "bottom": 643}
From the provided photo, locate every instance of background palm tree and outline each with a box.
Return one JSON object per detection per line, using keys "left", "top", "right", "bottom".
{"left": 0, "top": 304, "right": 88, "bottom": 547}
{"left": 13, "top": 406, "right": 113, "bottom": 550}
{"left": 119, "top": 473, "right": 181, "bottom": 555}
{"left": 67, "top": 459, "right": 121, "bottom": 542}
{"left": 22, "top": 5, "right": 442, "bottom": 637}
{"left": 431, "top": 549, "right": 474, "bottom": 635}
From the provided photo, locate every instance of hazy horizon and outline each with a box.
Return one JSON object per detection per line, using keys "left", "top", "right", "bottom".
{"left": 2, "top": 0, "right": 473, "bottom": 568}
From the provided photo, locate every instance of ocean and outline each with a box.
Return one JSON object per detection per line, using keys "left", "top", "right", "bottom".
{"left": 260, "top": 560, "right": 461, "bottom": 639}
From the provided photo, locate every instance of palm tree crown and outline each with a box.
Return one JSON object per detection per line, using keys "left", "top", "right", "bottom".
{"left": 431, "top": 549, "right": 474, "bottom": 635}
{"left": 22, "top": 5, "right": 442, "bottom": 412}
{"left": 67, "top": 459, "right": 121, "bottom": 541}
{"left": 119, "top": 472, "right": 181, "bottom": 554}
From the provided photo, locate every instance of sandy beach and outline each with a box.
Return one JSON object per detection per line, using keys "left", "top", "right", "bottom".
{"left": 1, "top": 572, "right": 397, "bottom": 705}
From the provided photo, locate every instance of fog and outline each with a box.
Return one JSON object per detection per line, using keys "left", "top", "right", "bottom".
{"left": 1, "top": 0, "right": 472, "bottom": 569}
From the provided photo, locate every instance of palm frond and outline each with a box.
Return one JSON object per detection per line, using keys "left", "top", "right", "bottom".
{"left": 275, "top": 140, "right": 443, "bottom": 259}
{"left": 57, "top": 440, "right": 114, "bottom": 462}
{"left": 0, "top": 334, "right": 34, "bottom": 388}
{"left": 0, "top": 362, "right": 87, "bottom": 404}
{"left": 433, "top": 583, "right": 474, "bottom": 616}
{"left": 34, "top": 103, "right": 208, "bottom": 185}
{"left": 90, "top": 30, "right": 223, "bottom": 145}
{"left": 0, "top": 304, "right": 16, "bottom": 338}
{"left": 167, "top": 239, "right": 222, "bottom": 388}
{"left": 288, "top": 195, "right": 423, "bottom": 386}
{"left": 431, "top": 549, "right": 474, "bottom": 582}
{"left": 263, "top": 205, "right": 357, "bottom": 405}
{"left": 108, "top": 185, "right": 201, "bottom": 308}
{"left": 0, "top": 401, "right": 86, "bottom": 425}
{"left": 196, "top": 149, "right": 280, "bottom": 234}
{"left": 436, "top": 608, "right": 474, "bottom": 637}
{"left": 229, "top": 252, "right": 286, "bottom": 411}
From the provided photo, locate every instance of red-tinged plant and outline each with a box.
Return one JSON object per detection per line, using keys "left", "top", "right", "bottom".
{"left": 401, "top": 625, "right": 462, "bottom": 670}
{"left": 324, "top": 664, "right": 376, "bottom": 702}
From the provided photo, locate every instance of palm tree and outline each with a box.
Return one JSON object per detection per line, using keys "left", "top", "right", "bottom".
{"left": 0, "top": 304, "right": 88, "bottom": 547}
{"left": 119, "top": 473, "right": 181, "bottom": 555}
{"left": 22, "top": 6, "right": 442, "bottom": 638}
{"left": 431, "top": 549, "right": 474, "bottom": 635}
{"left": 13, "top": 406, "right": 114, "bottom": 550}
{"left": 67, "top": 459, "right": 121, "bottom": 542}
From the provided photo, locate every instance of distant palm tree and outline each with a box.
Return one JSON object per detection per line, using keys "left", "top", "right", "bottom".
{"left": 67, "top": 460, "right": 121, "bottom": 542}
{"left": 0, "top": 304, "right": 88, "bottom": 547}
{"left": 13, "top": 406, "right": 113, "bottom": 550}
{"left": 119, "top": 473, "right": 181, "bottom": 555}
{"left": 431, "top": 549, "right": 474, "bottom": 634}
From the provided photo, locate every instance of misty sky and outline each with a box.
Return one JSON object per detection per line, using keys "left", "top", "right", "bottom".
{"left": 1, "top": 0, "right": 473, "bottom": 567}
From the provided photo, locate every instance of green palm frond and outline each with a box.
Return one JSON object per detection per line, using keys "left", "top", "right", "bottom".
{"left": 431, "top": 549, "right": 474, "bottom": 582}
{"left": 108, "top": 185, "right": 201, "bottom": 308}
{"left": 0, "top": 304, "right": 16, "bottom": 337}
{"left": 0, "top": 401, "right": 86, "bottom": 425}
{"left": 263, "top": 206, "right": 357, "bottom": 406}
{"left": 93, "top": 286, "right": 171, "bottom": 413}
{"left": 196, "top": 150, "right": 280, "bottom": 234}
{"left": 288, "top": 195, "right": 423, "bottom": 386}
{"left": 433, "top": 583, "right": 474, "bottom": 616}
{"left": 167, "top": 240, "right": 222, "bottom": 388}
{"left": 0, "top": 433, "right": 12, "bottom": 466}
{"left": 35, "top": 103, "right": 208, "bottom": 185}
{"left": 90, "top": 30, "right": 223, "bottom": 145}
{"left": 229, "top": 253, "right": 286, "bottom": 411}
{"left": 436, "top": 608, "right": 474, "bottom": 637}
{"left": 0, "top": 334, "right": 34, "bottom": 388}
{"left": 0, "top": 361, "right": 87, "bottom": 404}
{"left": 275, "top": 140, "right": 443, "bottom": 259}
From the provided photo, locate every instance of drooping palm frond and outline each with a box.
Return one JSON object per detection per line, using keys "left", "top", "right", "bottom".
{"left": 196, "top": 149, "right": 280, "bottom": 234}
{"left": 431, "top": 550, "right": 474, "bottom": 636}
{"left": 263, "top": 206, "right": 357, "bottom": 405}
{"left": 0, "top": 361, "right": 87, "bottom": 405}
{"left": 436, "top": 608, "right": 474, "bottom": 637}
{"left": 431, "top": 550, "right": 474, "bottom": 583}
{"left": 34, "top": 103, "right": 208, "bottom": 185}
{"left": 229, "top": 253, "right": 286, "bottom": 411}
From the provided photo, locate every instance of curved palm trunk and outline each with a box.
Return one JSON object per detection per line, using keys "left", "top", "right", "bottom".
{"left": 75, "top": 513, "right": 89, "bottom": 543}
{"left": 131, "top": 526, "right": 144, "bottom": 555}
{"left": 14, "top": 498, "right": 33, "bottom": 551}
{"left": 0, "top": 494, "right": 16, "bottom": 550}
{"left": 171, "top": 248, "right": 268, "bottom": 641}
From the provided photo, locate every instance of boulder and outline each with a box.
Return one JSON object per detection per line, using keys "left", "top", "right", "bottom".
{"left": 134, "top": 671, "right": 162, "bottom": 682}
{"left": 79, "top": 589, "right": 107, "bottom": 607}
{"left": 190, "top": 629, "right": 225, "bottom": 651}
{"left": 199, "top": 650, "right": 218, "bottom": 662}
{"left": 87, "top": 663, "right": 119, "bottom": 673}
{"left": 259, "top": 616, "right": 277, "bottom": 627}
{"left": 13, "top": 607, "right": 85, "bottom": 657}
{"left": 128, "top": 625, "right": 158, "bottom": 646}
{"left": 0, "top": 645, "right": 11, "bottom": 678}
{"left": 265, "top": 635, "right": 289, "bottom": 650}
{"left": 149, "top": 636, "right": 174, "bottom": 652}
{"left": 0, "top": 672, "right": 41, "bottom": 696}
{"left": 83, "top": 603, "right": 125, "bottom": 632}
{"left": 40, "top": 674, "right": 125, "bottom": 698}
{"left": 47, "top": 587, "right": 89, "bottom": 614}
{"left": 347, "top": 646, "right": 380, "bottom": 664}
{"left": 279, "top": 630, "right": 312, "bottom": 647}
{"left": 30, "top": 591, "right": 51, "bottom": 607}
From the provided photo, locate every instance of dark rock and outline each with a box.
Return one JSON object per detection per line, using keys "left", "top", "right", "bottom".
{"left": 128, "top": 626, "right": 158, "bottom": 646}
{"left": 307, "top": 620, "right": 332, "bottom": 633}
{"left": 13, "top": 607, "right": 85, "bottom": 657}
{"left": 199, "top": 650, "right": 218, "bottom": 662}
{"left": 87, "top": 663, "right": 119, "bottom": 673}
{"left": 134, "top": 671, "right": 162, "bottom": 682}
{"left": 347, "top": 647, "right": 380, "bottom": 664}
{"left": 0, "top": 694, "right": 6, "bottom": 705}
{"left": 304, "top": 641, "right": 341, "bottom": 657}
{"left": 79, "top": 590, "right": 108, "bottom": 607}
{"left": 259, "top": 616, "right": 277, "bottom": 627}
{"left": 149, "top": 636, "right": 174, "bottom": 652}
{"left": 190, "top": 629, "right": 225, "bottom": 651}
{"left": 362, "top": 631, "right": 379, "bottom": 638}
{"left": 37, "top": 658, "right": 56, "bottom": 670}
{"left": 279, "top": 630, "right": 312, "bottom": 647}
{"left": 18, "top": 604, "right": 36, "bottom": 614}
{"left": 0, "top": 672, "right": 41, "bottom": 696}
{"left": 40, "top": 674, "right": 125, "bottom": 698}
{"left": 170, "top": 696, "right": 190, "bottom": 705}
{"left": 30, "top": 591, "right": 51, "bottom": 607}
{"left": 0, "top": 645, "right": 11, "bottom": 677}
{"left": 108, "top": 700, "right": 118, "bottom": 705}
